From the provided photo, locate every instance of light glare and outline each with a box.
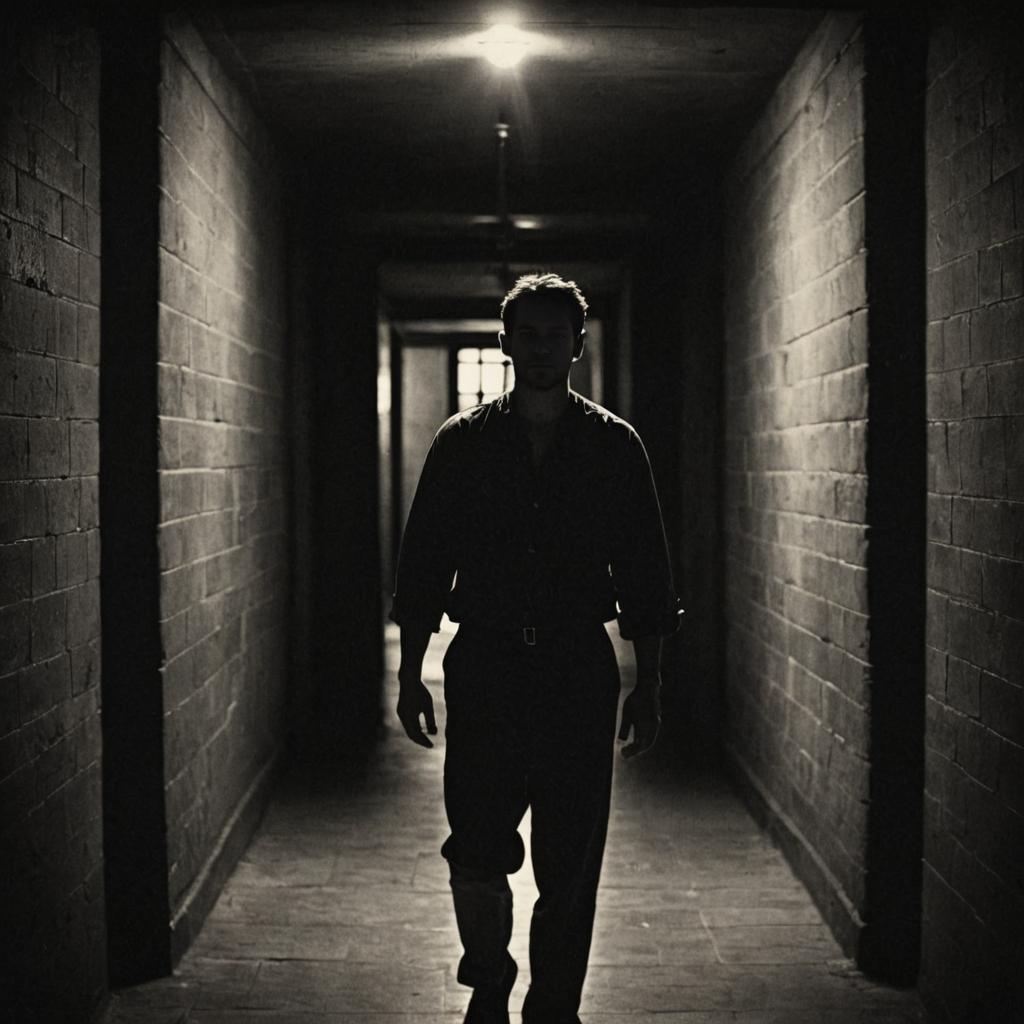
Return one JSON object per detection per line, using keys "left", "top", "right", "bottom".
{"left": 479, "top": 23, "right": 532, "bottom": 68}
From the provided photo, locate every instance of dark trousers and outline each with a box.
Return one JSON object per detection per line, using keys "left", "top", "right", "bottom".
{"left": 440, "top": 622, "right": 621, "bottom": 1021}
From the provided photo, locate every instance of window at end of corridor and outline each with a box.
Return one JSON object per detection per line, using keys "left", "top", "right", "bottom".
{"left": 457, "top": 347, "right": 514, "bottom": 410}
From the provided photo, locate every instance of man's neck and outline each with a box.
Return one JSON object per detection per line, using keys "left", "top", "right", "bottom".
{"left": 511, "top": 383, "right": 570, "bottom": 425}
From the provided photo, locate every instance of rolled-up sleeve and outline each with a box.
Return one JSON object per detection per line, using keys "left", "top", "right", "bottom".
{"left": 609, "top": 430, "right": 683, "bottom": 640}
{"left": 389, "top": 425, "right": 460, "bottom": 632}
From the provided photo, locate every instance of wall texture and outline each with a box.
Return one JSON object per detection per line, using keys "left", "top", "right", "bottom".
{"left": 722, "top": 13, "right": 872, "bottom": 949}
{"left": 923, "top": 8, "right": 1024, "bottom": 1019}
{"left": 0, "top": 20, "right": 106, "bottom": 1023}
{"left": 157, "top": 16, "right": 289, "bottom": 949}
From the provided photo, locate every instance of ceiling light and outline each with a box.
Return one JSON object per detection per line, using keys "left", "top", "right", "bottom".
{"left": 478, "top": 23, "right": 533, "bottom": 69}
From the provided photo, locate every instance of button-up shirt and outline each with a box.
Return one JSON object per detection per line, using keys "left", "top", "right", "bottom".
{"left": 389, "top": 390, "right": 681, "bottom": 640}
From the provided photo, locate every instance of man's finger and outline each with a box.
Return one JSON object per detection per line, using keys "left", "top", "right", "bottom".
{"left": 622, "top": 721, "right": 658, "bottom": 759}
{"left": 404, "top": 720, "right": 433, "bottom": 748}
{"left": 622, "top": 735, "right": 650, "bottom": 759}
{"left": 424, "top": 697, "right": 437, "bottom": 735}
{"left": 617, "top": 708, "right": 632, "bottom": 742}
{"left": 396, "top": 707, "right": 433, "bottom": 748}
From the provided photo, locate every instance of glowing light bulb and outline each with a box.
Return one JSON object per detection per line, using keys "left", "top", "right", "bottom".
{"left": 478, "top": 23, "right": 532, "bottom": 69}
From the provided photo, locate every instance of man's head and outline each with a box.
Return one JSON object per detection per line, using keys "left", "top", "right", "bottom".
{"left": 498, "top": 274, "right": 588, "bottom": 392}
{"left": 500, "top": 273, "right": 588, "bottom": 341}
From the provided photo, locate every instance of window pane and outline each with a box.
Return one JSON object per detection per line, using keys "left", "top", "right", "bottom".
{"left": 504, "top": 364, "right": 515, "bottom": 389}
{"left": 481, "top": 392, "right": 501, "bottom": 403}
{"left": 458, "top": 392, "right": 478, "bottom": 410}
{"left": 457, "top": 347, "right": 480, "bottom": 363}
{"left": 480, "top": 348, "right": 505, "bottom": 363}
{"left": 481, "top": 363, "right": 505, "bottom": 394}
{"left": 457, "top": 363, "right": 480, "bottom": 395}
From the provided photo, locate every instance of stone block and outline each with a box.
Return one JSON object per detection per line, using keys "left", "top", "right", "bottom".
{"left": 14, "top": 351, "right": 57, "bottom": 417}
{"left": 981, "top": 555, "right": 1024, "bottom": 618}
{"left": 1000, "top": 237, "right": 1023, "bottom": 299}
{"left": 60, "top": 194, "right": 87, "bottom": 249}
{"left": 85, "top": 527, "right": 99, "bottom": 580}
{"left": 0, "top": 541, "right": 32, "bottom": 606}
{"left": 946, "top": 656, "right": 982, "bottom": 717}
{"left": 0, "top": 347, "right": 14, "bottom": 415}
{"left": 31, "top": 535, "right": 56, "bottom": 596}
{"left": 16, "top": 170, "right": 63, "bottom": 236}
{"left": 997, "top": 738, "right": 1024, "bottom": 816}
{"left": 0, "top": 417, "right": 28, "bottom": 480}
{"left": 27, "top": 417, "right": 69, "bottom": 478}
{"left": 960, "top": 365, "right": 988, "bottom": 418}
{"left": 79, "top": 251, "right": 99, "bottom": 305}
{"left": 65, "top": 580, "right": 99, "bottom": 648}
{"left": 78, "top": 477, "right": 97, "bottom": 530}
{"left": 55, "top": 531, "right": 88, "bottom": 589}
{"left": 30, "top": 590, "right": 66, "bottom": 662}
{"left": 68, "top": 420, "right": 98, "bottom": 476}
{"left": 927, "top": 494, "right": 952, "bottom": 543}
{"left": 959, "top": 418, "right": 1006, "bottom": 498}
{"left": 57, "top": 360, "right": 98, "bottom": 419}
{"left": 70, "top": 638, "right": 100, "bottom": 697}
{"left": 942, "top": 313, "right": 970, "bottom": 368}
{"left": 928, "top": 369, "right": 963, "bottom": 420}
{"left": 986, "top": 359, "right": 1024, "bottom": 416}
{"left": 159, "top": 247, "right": 206, "bottom": 319}
{"left": 46, "top": 477, "right": 80, "bottom": 534}
{"left": 19, "top": 652, "right": 70, "bottom": 724}
{"left": 980, "top": 673, "right": 1024, "bottom": 746}
{"left": 43, "top": 235, "right": 79, "bottom": 299}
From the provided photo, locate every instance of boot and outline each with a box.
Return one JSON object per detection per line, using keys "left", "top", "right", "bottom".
{"left": 449, "top": 867, "right": 516, "bottom": 1021}
{"left": 464, "top": 951, "right": 517, "bottom": 1023}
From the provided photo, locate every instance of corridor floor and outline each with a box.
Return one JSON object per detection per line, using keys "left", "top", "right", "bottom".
{"left": 103, "top": 625, "right": 925, "bottom": 1023}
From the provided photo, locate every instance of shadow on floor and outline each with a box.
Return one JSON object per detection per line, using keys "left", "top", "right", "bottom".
{"left": 102, "top": 626, "right": 925, "bottom": 1022}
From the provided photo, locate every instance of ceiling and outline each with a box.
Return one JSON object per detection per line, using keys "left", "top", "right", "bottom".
{"left": 200, "top": 3, "right": 823, "bottom": 222}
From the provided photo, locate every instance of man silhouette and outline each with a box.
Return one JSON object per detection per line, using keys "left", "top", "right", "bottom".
{"left": 390, "top": 273, "right": 680, "bottom": 1023}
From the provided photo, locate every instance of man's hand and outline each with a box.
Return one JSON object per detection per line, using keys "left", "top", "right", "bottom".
{"left": 618, "top": 682, "right": 661, "bottom": 759}
{"left": 396, "top": 678, "right": 438, "bottom": 748}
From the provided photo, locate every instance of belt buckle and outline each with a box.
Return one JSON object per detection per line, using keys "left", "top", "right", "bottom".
{"left": 523, "top": 626, "right": 536, "bottom": 646}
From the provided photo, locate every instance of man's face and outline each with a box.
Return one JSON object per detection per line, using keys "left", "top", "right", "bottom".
{"left": 499, "top": 293, "right": 582, "bottom": 392}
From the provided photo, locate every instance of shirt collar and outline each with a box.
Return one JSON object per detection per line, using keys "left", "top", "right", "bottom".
{"left": 488, "top": 389, "right": 586, "bottom": 450}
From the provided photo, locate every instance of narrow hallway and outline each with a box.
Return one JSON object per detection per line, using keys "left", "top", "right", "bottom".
{"left": 3, "top": 6, "right": 1022, "bottom": 1022}
{"left": 102, "top": 627, "right": 923, "bottom": 1022}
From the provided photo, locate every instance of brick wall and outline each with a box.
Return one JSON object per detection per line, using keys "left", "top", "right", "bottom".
{"left": 923, "top": 9, "right": 1024, "bottom": 1019}
{"left": 722, "top": 13, "right": 871, "bottom": 946}
{"left": 156, "top": 16, "right": 289, "bottom": 942}
{"left": 0, "top": 21, "right": 105, "bottom": 1023}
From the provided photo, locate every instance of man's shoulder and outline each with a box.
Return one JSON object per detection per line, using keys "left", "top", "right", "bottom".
{"left": 431, "top": 398, "right": 502, "bottom": 448}
{"left": 571, "top": 393, "right": 640, "bottom": 447}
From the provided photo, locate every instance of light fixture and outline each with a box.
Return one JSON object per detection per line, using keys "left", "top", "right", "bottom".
{"left": 478, "top": 23, "right": 533, "bottom": 69}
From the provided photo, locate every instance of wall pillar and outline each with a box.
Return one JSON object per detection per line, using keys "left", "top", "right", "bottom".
{"left": 99, "top": 10, "right": 172, "bottom": 984}
{"left": 308, "top": 239, "right": 384, "bottom": 756}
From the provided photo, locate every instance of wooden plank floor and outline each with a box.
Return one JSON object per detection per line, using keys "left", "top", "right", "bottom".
{"left": 103, "top": 624, "right": 925, "bottom": 1023}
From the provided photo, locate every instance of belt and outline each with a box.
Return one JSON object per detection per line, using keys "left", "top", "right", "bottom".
{"left": 457, "top": 621, "right": 603, "bottom": 647}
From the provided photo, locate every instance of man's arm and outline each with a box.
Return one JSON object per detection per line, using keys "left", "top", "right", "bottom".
{"left": 390, "top": 425, "right": 462, "bottom": 749}
{"left": 610, "top": 430, "right": 680, "bottom": 759}
{"left": 618, "top": 634, "right": 663, "bottom": 759}
{"left": 389, "top": 426, "right": 459, "bottom": 634}
{"left": 609, "top": 430, "right": 682, "bottom": 643}
{"left": 632, "top": 634, "right": 663, "bottom": 692}
{"left": 395, "top": 621, "right": 437, "bottom": 748}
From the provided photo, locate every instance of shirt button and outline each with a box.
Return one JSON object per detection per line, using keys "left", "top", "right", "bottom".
{"left": 532, "top": 501, "right": 540, "bottom": 509}
{"left": 527, "top": 545, "right": 536, "bottom": 555}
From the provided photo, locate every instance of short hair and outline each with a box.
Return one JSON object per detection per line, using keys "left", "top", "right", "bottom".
{"left": 500, "top": 273, "right": 588, "bottom": 337}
